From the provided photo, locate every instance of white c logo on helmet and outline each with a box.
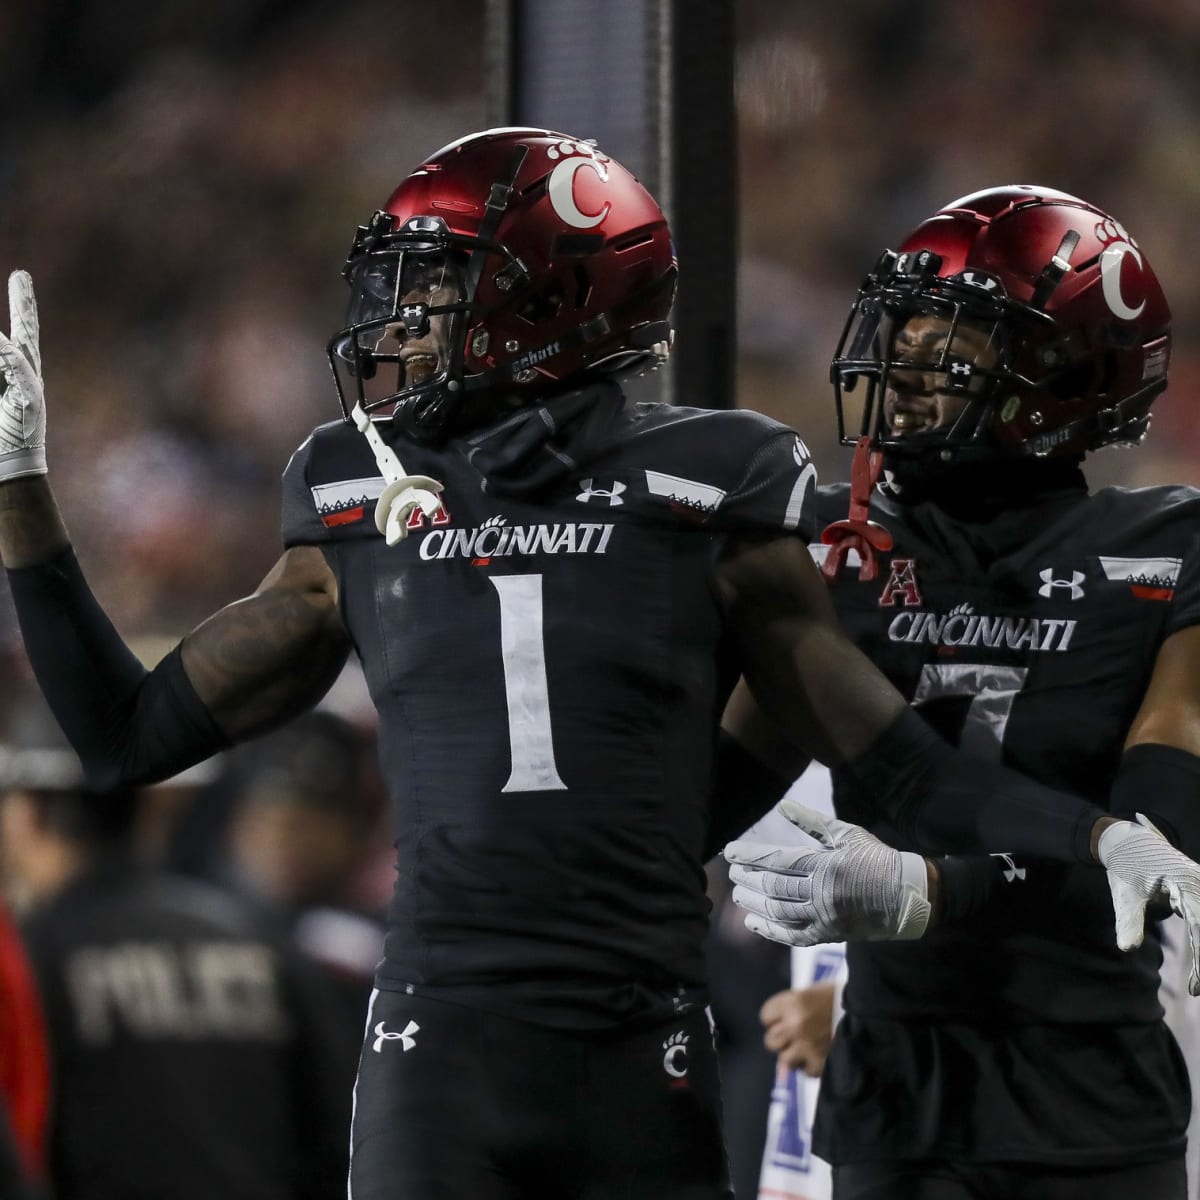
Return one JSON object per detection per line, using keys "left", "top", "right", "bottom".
{"left": 1099, "top": 240, "right": 1145, "bottom": 321}
{"left": 548, "top": 155, "right": 611, "bottom": 229}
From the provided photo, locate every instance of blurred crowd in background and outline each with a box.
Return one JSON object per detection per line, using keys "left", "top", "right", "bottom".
{"left": 2, "top": 0, "right": 1200, "bottom": 1194}
{"left": 1, "top": 0, "right": 1197, "bottom": 645}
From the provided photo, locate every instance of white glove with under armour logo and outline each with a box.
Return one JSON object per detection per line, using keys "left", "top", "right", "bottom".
{"left": 1098, "top": 814, "right": 1200, "bottom": 996}
{"left": 723, "top": 798, "right": 932, "bottom": 947}
{"left": 0, "top": 270, "right": 47, "bottom": 480}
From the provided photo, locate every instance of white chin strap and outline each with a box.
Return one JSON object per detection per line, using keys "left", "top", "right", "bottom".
{"left": 351, "top": 402, "right": 445, "bottom": 546}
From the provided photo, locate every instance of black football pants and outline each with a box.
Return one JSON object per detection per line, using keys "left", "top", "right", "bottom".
{"left": 832, "top": 1155, "right": 1187, "bottom": 1199}
{"left": 348, "top": 988, "right": 733, "bottom": 1199}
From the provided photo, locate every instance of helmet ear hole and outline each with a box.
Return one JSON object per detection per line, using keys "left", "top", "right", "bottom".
{"left": 1046, "top": 359, "right": 1097, "bottom": 403}
{"left": 517, "top": 284, "right": 565, "bottom": 324}
{"left": 572, "top": 265, "right": 592, "bottom": 308}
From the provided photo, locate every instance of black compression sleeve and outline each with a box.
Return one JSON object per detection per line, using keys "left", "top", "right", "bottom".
{"left": 843, "top": 707, "right": 1100, "bottom": 863}
{"left": 705, "top": 730, "right": 793, "bottom": 860}
{"left": 933, "top": 854, "right": 1010, "bottom": 926}
{"left": 6, "top": 547, "right": 230, "bottom": 788}
{"left": 1111, "top": 743, "right": 1200, "bottom": 859}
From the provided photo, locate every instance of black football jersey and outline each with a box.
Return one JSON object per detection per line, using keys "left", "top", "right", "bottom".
{"left": 282, "top": 389, "right": 818, "bottom": 1028}
{"left": 804, "top": 480, "right": 1200, "bottom": 1025}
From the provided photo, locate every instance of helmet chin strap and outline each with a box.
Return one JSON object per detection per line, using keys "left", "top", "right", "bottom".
{"left": 350, "top": 400, "right": 445, "bottom": 546}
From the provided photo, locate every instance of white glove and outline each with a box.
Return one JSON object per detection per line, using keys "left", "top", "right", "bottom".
{"left": 1098, "top": 814, "right": 1200, "bottom": 996}
{"left": 0, "top": 270, "right": 46, "bottom": 480}
{"left": 723, "top": 798, "right": 932, "bottom": 947}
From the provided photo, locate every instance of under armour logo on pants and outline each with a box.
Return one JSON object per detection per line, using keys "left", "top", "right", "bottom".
{"left": 372, "top": 1019, "right": 420, "bottom": 1052}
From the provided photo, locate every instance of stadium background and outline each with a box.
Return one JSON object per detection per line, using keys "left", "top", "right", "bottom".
{"left": 3, "top": 0, "right": 1198, "bottom": 644}
{"left": 2, "top": 0, "right": 1200, "bottom": 1192}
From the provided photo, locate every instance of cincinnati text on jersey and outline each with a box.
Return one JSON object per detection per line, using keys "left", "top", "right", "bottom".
{"left": 418, "top": 518, "right": 616, "bottom": 560}
{"left": 887, "top": 603, "right": 1078, "bottom": 652}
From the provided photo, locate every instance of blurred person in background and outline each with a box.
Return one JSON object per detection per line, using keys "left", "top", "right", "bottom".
{"left": 725, "top": 185, "right": 1200, "bottom": 1199}
{"left": 4, "top": 130, "right": 1200, "bottom": 1200}
{"left": 0, "top": 695, "right": 350, "bottom": 1200}
{"left": 0, "top": 894, "right": 49, "bottom": 1200}
{"left": 213, "top": 710, "right": 386, "bottom": 1065}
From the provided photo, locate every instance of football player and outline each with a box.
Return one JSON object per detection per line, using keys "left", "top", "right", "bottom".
{"left": 2, "top": 135, "right": 1198, "bottom": 1199}
{"left": 725, "top": 185, "right": 1200, "bottom": 1198}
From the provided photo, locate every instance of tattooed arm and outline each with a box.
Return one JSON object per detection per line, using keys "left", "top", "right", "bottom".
{"left": 180, "top": 544, "right": 351, "bottom": 740}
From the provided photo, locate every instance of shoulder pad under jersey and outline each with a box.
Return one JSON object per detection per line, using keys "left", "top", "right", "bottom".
{"left": 590, "top": 403, "right": 818, "bottom": 534}
{"left": 281, "top": 420, "right": 384, "bottom": 546}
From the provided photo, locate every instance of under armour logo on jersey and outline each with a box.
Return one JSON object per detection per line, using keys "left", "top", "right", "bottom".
{"left": 576, "top": 478, "right": 626, "bottom": 506}
{"left": 663, "top": 1031, "right": 689, "bottom": 1079}
{"left": 372, "top": 1019, "right": 420, "bottom": 1053}
{"left": 879, "top": 468, "right": 903, "bottom": 498}
{"left": 991, "top": 853, "right": 1027, "bottom": 883}
{"left": 1038, "top": 569, "right": 1085, "bottom": 600}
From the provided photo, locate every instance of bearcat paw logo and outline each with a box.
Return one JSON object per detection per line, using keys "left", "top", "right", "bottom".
{"left": 662, "top": 1030, "right": 689, "bottom": 1078}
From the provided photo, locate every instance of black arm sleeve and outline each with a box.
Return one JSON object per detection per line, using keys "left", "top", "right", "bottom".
{"left": 932, "top": 854, "right": 1013, "bottom": 926}
{"left": 842, "top": 707, "right": 1101, "bottom": 863}
{"left": 1110, "top": 742, "right": 1200, "bottom": 859}
{"left": 6, "top": 548, "right": 230, "bottom": 789}
{"left": 705, "top": 730, "right": 795, "bottom": 860}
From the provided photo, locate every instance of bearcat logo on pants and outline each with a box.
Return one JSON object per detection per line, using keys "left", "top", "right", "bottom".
{"left": 662, "top": 1031, "right": 689, "bottom": 1080}
{"left": 418, "top": 515, "right": 615, "bottom": 561}
{"left": 887, "top": 602, "right": 1077, "bottom": 652}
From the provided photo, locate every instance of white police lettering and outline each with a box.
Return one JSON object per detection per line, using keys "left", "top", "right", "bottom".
{"left": 1095, "top": 217, "right": 1145, "bottom": 320}
{"left": 546, "top": 140, "right": 612, "bottom": 230}
{"left": 418, "top": 518, "right": 615, "bottom": 560}
{"left": 65, "top": 942, "right": 288, "bottom": 1045}
{"left": 887, "top": 603, "right": 1076, "bottom": 652}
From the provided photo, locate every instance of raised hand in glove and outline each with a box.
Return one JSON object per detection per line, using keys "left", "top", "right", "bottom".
{"left": 1098, "top": 814, "right": 1200, "bottom": 996}
{"left": 723, "top": 798, "right": 932, "bottom": 947}
{"left": 0, "top": 270, "right": 46, "bottom": 480}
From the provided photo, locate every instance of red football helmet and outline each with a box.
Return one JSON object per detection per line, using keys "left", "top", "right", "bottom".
{"left": 328, "top": 127, "right": 677, "bottom": 441}
{"left": 831, "top": 185, "right": 1171, "bottom": 462}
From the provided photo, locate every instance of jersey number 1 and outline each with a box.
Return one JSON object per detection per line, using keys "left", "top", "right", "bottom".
{"left": 489, "top": 575, "right": 567, "bottom": 792}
